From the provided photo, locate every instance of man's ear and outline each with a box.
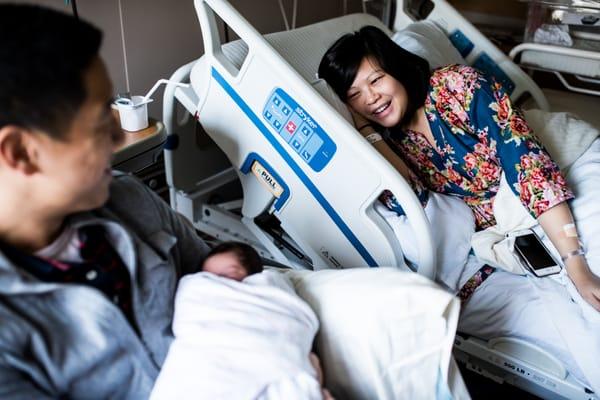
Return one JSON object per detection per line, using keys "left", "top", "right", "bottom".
{"left": 0, "top": 125, "right": 39, "bottom": 175}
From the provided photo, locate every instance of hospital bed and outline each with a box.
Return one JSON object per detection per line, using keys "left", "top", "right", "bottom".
{"left": 162, "top": 0, "right": 598, "bottom": 398}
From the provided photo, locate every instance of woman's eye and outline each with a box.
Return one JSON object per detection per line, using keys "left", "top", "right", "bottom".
{"left": 347, "top": 92, "right": 359, "bottom": 100}
{"left": 371, "top": 76, "right": 382, "bottom": 84}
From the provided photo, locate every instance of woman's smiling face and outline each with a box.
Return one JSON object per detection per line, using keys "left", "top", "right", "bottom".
{"left": 346, "top": 56, "right": 409, "bottom": 128}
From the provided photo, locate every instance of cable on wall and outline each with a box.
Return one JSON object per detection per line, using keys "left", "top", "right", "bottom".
{"left": 277, "top": 0, "right": 299, "bottom": 30}
{"left": 277, "top": 0, "right": 290, "bottom": 30}
{"left": 64, "top": 0, "right": 79, "bottom": 19}
{"left": 291, "top": 0, "right": 298, "bottom": 29}
{"left": 117, "top": 0, "right": 131, "bottom": 92}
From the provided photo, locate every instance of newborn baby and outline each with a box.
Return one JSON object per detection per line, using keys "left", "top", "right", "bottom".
{"left": 151, "top": 242, "right": 334, "bottom": 400}
{"left": 201, "top": 241, "right": 264, "bottom": 281}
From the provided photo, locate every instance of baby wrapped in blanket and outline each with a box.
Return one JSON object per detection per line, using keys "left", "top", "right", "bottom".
{"left": 150, "top": 242, "right": 333, "bottom": 400}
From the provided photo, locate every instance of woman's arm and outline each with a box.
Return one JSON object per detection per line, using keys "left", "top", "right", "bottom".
{"left": 538, "top": 203, "right": 600, "bottom": 311}
{"left": 350, "top": 110, "right": 413, "bottom": 181}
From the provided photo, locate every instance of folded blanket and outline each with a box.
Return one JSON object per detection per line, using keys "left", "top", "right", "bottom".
{"left": 150, "top": 270, "right": 322, "bottom": 400}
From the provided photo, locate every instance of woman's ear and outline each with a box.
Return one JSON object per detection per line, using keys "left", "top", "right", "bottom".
{"left": 0, "top": 126, "right": 39, "bottom": 175}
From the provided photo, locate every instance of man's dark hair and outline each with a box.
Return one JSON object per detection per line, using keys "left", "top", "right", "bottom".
{"left": 204, "top": 242, "right": 264, "bottom": 276}
{"left": 318, "top": 25, "right": 431, "bottom": 128}
{"left": 0, "top": 4, "right": 103, "bottom": 138}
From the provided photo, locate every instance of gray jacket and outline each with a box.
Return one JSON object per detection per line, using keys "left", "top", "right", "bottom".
{"left": 0, "top": 174, "right": 209, "bottom": 399}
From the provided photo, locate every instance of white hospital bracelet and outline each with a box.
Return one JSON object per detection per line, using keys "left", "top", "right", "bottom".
{"left": 365, "top": 132, "right": 383, "bottom": 144}
{"left": 561, "top": 247, "right": 585, "bottom": 263}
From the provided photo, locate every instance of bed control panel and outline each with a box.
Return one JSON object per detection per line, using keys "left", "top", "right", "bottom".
{"left": 263, "top": 88, "right": 336, "bottom": 172}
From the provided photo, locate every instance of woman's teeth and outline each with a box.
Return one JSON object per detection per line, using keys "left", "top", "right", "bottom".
{"left": 373, "top": 102, "right": 390, "bottom": 115}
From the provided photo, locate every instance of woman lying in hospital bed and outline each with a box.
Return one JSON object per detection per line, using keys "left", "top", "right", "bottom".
{"left": 319, "top": 25, "right": 600, "bottom": 392}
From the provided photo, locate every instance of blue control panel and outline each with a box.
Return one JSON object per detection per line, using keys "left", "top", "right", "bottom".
{"left": 262, "top": 88, "right": 336, "bottom": 172}
{"left": 448, "top": 29, "right": 474, "bottom": 58}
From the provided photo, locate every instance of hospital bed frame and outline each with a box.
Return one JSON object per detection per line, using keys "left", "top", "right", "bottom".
{"left": 162, "top": 0, "right": 597, "bottom": 398}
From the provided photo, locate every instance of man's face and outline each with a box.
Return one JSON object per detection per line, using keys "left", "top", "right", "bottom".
{"left": 33, "top": 57, "right": 124, "bottom": 213}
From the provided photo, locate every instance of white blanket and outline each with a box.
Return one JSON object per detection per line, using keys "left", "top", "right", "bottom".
{"left": 287, "top": 267, "right": 468, "bottom": 400}
{"left": 150, "top": 270, "right": 322, "bottom": 400}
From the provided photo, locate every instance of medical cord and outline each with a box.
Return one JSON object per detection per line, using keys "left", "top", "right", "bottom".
{"left": 277, "top": 0, "right": 298, "bottom": 30}
{"left": 64, "top": 0, "right": 78, "bottom": 19}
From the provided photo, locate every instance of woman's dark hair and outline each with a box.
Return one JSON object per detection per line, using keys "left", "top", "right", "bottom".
{"left": 0, "top": 4, "right": 102, "bottom": 139}
{"left": 318, "top": 25, "right": 431, "bottom": 128}
{"left": 204, "top": 242, "right": 264, "bottom": 276}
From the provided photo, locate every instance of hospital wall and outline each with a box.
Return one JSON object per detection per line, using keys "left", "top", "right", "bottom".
{"left": 13, "top": 0, "right": 366, "bottom": 119}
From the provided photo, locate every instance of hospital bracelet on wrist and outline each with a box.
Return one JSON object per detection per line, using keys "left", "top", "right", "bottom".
{"left": 561, "top": 247, "right": 586, "bottom": 263}
{"left": 365, "top": 132, "right": 383, "bottom": 144}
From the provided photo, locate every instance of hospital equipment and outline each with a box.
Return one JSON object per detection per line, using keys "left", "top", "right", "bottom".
{"left": 162, "top": 0, "right": 599, "bottom": 398}
{"left": 509, "top": 0, "right": 600, "bottom": 126}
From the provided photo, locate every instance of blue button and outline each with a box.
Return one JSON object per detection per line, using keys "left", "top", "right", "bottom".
{"left": 302, "top": 150, "right": 312, "bottom": 160}
{"left": 301, "top": 126, "right": 311, "bottom": 136}
{"left": 282, "top": 106, "right": 290, "bottom": 115}
{"left": 264, "top": 110, "right": 272, "bottom": 120}
{"left": 273, "top": 120, "right": 281, "bottom": 129}
{"left": 292, "top": 140, "right": 302, "bottom": 150}
{"left": 273, "top": 97, "right": 281, "bottom": 106}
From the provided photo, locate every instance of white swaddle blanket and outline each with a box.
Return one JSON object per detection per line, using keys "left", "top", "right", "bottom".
{"left": 150, "top": 270, "right": 322, "bottom": 400}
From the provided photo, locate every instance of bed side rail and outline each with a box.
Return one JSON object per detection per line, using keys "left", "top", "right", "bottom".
{"left": 394, "top": 0, "right": 550, "bottom": 111}
{"left": 191, "top": 0, "right": 436, "bottom": 278}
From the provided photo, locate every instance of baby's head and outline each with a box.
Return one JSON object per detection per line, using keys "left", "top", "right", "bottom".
{"left": 202, "top": 242, "right": 263, "bottom": 281}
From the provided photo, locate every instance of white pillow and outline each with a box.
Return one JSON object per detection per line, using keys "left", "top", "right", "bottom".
{"left": 391, "top": 20, "right": 466, "bottom": 69}
{"left": 286, "top": 267, "right": 461, "bottom": 399}
{"left": 311, "top": 78, "right": 353, "bottom": 123}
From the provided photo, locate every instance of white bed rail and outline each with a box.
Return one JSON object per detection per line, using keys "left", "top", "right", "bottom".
{"left": 191, "top": 0, "right": 436, "bottom": 278}
{"left": 394, "top": 0, "right": 550, "bottom": 111}
{"left": 510, "top": 43, "right": 600, "bottom": 97}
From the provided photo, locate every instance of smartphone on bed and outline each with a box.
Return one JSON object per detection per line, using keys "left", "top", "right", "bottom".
{"left": 513, "top": 230, "right": 562, "bottom": 277}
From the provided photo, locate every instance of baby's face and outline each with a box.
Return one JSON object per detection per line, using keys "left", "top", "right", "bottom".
{"left": 202, "top": 252, "right": 248, "bottom": 281}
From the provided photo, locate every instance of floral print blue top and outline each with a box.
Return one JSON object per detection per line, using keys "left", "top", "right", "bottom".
{"left": 381, "top": 65, "right": 573, "bottom": 230}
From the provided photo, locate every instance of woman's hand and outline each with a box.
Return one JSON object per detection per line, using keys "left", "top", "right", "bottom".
{"left": 537, "top": 204, "right": 600, "bottom": 311}
{"left": 568, "top": 259, "right": 600, "bottom": 311}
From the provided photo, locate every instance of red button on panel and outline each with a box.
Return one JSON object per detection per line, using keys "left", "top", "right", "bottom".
{"left": 285, "top": 121, "right": 297, "bottom": 134}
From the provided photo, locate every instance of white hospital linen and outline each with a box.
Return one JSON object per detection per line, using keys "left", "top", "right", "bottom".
{"left": 287, "top": 267, "right": 468, "bottom": 400}
{"left": 376, "top": 193, "right": 479, "bottom": 293}
{"left": 150, "top": 270, "right": 322, "bottom": 400}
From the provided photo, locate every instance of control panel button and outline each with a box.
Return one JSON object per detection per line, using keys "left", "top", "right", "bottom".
{"left": 262, "top": 88, "right": 336, "bottom": 171}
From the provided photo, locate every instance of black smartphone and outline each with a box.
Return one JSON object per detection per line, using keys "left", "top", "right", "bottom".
{"left": 514, "top": 230, "right": 562, "bottom": 277}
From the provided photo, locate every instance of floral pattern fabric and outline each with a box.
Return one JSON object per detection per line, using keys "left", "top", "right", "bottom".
{"left": 458, "top": 264, "right": 496, "bottom": 302}
{"left": 387, "top": 65, "right": 573, "bottom": 230}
